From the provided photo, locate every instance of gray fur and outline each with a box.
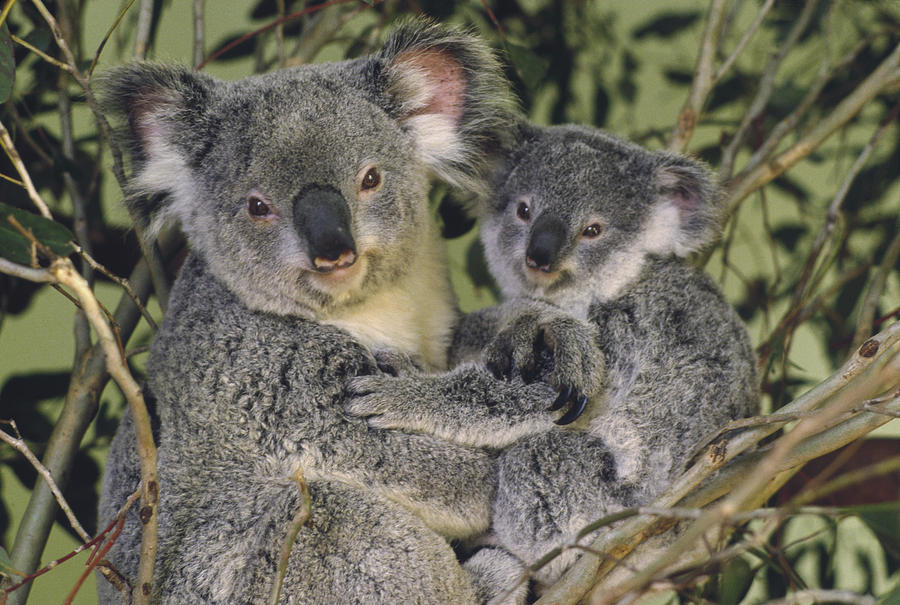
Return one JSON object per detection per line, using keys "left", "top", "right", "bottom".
{"left": 97, "top": 20, "right": 517, "bottom": 604}
{"left": 347, "top": 123, "right": 759, "bottom": 586}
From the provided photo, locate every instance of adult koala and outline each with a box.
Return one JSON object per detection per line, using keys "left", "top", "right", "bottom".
{"left": 96, "top": 20, "right": 522, "bottom": 604}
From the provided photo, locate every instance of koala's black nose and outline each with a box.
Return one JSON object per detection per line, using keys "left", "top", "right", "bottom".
{"left": 293, "top": 186, "right": 357, "bottom": 272}
{"left": 526, "top": 214, "right": 568, "bottom": 273}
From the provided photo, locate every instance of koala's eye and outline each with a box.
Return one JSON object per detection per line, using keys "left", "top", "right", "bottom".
{"left": 247, "top": 195, "right": 272, "bottom": 218}
{"left": 582, "top": 223, "right": 603, "bottom": 238}
{"left": 516, "top": 202, "right": 531, "bottom": 221}
{"left": 361, "top": 167, "right": 381, "bottom": 191}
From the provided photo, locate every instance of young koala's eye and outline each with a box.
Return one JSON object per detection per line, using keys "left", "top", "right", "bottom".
{"left": 247, "top": 195, "right": 272, "bottom": 218}
{"left": 516, "top": 201, "right": 531, "bottom": 221}
{"left": 360, "top": 166, "right": 381, "bottom": 191}
{"left": 582, "top": 223, "right": 603, "bottom": 238}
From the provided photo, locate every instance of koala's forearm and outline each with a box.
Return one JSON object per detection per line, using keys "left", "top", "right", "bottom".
{"left": 347, "top": 363, "right": 558, "bottom": 449}
{"left": 300, "top": 427, "right": 496, "bottom": 539}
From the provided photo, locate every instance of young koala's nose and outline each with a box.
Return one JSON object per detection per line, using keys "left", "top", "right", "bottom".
{"left": 526, "top": 214, "right": 568, "bottom": 273}
{"left": 293, "top": 186, "right": 357, "bottom": 272}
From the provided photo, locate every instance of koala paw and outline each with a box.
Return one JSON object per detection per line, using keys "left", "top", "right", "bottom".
{"left": 484, "top": 310, "right": 544, "bottom": 382}
{"left": 541, "top": 314, "right": 605, "bottom": 401}
{"left": 486, "top": 310, "right": 604, "bottom": 425}
{"left": 372, "top": 349, "right": 420, "bottom": 377}
{"left": 345, "top": 375, "right": 431, "bottom": 432}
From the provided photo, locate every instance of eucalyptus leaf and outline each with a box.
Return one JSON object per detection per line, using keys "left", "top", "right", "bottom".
{"left": 0, "top": 203, "right": 75, "bottom": 264}
{"left": 0, "top": 22, "right": 15, "bottom": 104}
{"left": 0, "top": 544, "right": 23, "bottom": 579}
{"left": 504, "top": 41, "right": 549, "bottom": 92}
{"left": 719, "top": 556, "right": 754, "bottom": 605}
{"left": 844, "top": 502, "right": 900, "bottom": 547}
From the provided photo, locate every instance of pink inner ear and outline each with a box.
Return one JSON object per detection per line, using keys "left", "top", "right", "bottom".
{"left": 131, "top": 88, "right": 178, "bottom": 148}
{"left": 668, "top": 187, "right": 697, "bottom": 213}
{"left": 395, "top": 49, "right": 466, "bottom": 124}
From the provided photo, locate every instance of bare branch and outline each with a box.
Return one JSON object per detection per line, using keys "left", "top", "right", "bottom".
{"left": 713, "top": 0, "right": 775, "bottom": 82}
{"left": 725, "top": 41, "right": 900, "bottom": 210}
{"left": 667, "top": 0, "right": 727, "bottom": 152}
{"left": 853, "top": 224, "right": 900, "bottom": 350}
{"left": 761, "top": 589, "right": 877, "bottom": 605}
{"left": 0, "top": 119, "right": 53, "bottom": 219}
{"left": 268, "top": 469, "right": 312, "bottom": 605}
{"left": 0, "top": 421, "right": 90, "bottom": 542}
{"left": 718, "top": 0, "right": 820, "bottom": 180}
{"left": 133, "top": 0, "right": 153, "bottom": 59}
{"left": 0, "top": 257, "right": 55, "bottom": 282}
{"left": 192, "top": 0, "right": 205, "bottom": 69}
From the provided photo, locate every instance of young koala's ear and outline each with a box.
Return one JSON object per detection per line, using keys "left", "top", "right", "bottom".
{"left": 98, "top": 64, "right": 215, "bottom": 237}
{"left": 652, "top": 154, "right": 723, "bottom": 257}
{"left": 374, "top": 19, "right": 516, "bottom": 196}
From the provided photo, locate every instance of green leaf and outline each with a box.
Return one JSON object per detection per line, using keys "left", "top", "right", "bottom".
{"left": 719, "top": 556, "right": 755, "bottom": 605}
{"left": 879, "top": 581, "right": 900, "bottom": 605}
{"left": 0, "top": 22, "right": 15, "bottom": 104}
{"left": 843, "top": 502, "right": 900, "bottom": 553}
{"left": 504, "top": 41, "right": 549, "bottom": 92}
{"left": 0, "top": 544, "right": 24, "bottom": 579}
{"left": 0, "top": 202, "right": 75, "bottom": 264}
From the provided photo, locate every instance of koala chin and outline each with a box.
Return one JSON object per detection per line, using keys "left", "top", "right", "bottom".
{"left": 96, "top": 20, "right": 519, "bottom": 605}
{"left": 347, "top": 122, "right": 759, "bottom": 589}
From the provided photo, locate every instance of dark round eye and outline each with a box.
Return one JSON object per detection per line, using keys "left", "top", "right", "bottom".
{"left": 582, "top": 223, "right": 603, "bottom": 238}
{"left": 247, "top": 195, "right": 271, "bottom": 218}
{"left": 516, "top": 201, "right": 531, "bottom": 221}
{"left": 361, "top": 167, "right": 381, "bottom": 191}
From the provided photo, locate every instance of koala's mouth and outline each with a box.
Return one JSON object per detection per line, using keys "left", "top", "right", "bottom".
{"left": 309, "top": 253, "right": 368, "bottom": 300}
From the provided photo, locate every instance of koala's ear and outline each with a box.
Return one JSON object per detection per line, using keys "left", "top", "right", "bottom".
{"left": 653, "top": 154, "right": 723, "bottom": 257}
{"left": 374, "top": 20, "right": 516, "bottom": 195}
{"left": 98, "top": 64, "right": 215, "bottom": 237}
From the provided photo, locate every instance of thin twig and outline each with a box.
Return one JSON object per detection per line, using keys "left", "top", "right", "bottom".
{"left": 725, "top": 41, "right": 900, "bottom": 210}
{"left": 853, "top": 222, "right": 900, "bottom": 350}
{"left": 667, "top": 0, "right": 727, "bottom": 152}
{"left": 0, "top": 119, "right": 53, "bottom": 219}
{"left": 88, "top": 0, "right": 139, "bottom": 77}
{"left": 192, "top": 0, "right": 205, "bottom": 69}
{"left": 0, "top": 257, "right": 55, "bottom": 282}
{"left": 268, "top": 469, "right": 312, "bottom": 605}
{"left": 713, "top": 0, "right": 774, "bottom": 82}
{"left": 0, "top": 421, "right": 90, "bottom": 542}
{"left": 761, "top": 589, "right": 877, "bottom": 605}
{"left": 196, "top": 0, "right": 357, "bottom": 70}
{"left": 719, "top": 0, "right": 820, "bottom": 181}
{"left": 10, "top": 33, "right": 72, "bottom": 71}
{"left": 133, "top": 0, "right": 153, "bottom": 59}
{"left": 73, "top": 244, "right": 159, "bottom": 331}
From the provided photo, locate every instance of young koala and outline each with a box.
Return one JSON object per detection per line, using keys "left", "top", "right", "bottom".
{"left": 96, "top": 22, "right": 523, "bottom": 604}
{"left": 347, "top": 122, "right": 760, "bottom": 586}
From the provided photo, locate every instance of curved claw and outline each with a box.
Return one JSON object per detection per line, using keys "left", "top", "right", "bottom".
{"left": 555, "top": 394, "right": 589, "bottom": 425}
{"left": 549, "top": 385, "right": 574, "bottom": 411}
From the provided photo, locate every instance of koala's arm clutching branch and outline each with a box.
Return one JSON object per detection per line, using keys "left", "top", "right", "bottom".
{"left": 346, "top": 363, "right": 561, "bottom": 449}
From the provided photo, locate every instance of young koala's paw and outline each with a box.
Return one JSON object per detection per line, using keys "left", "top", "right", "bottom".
{"left": 345, "top": 375, "right": 434, "bottom": 433}
{"left": 484, "top": 310, "right": 544, "bottom": 382}
{"left": 463, "top": 547, "right": 528, "bottom": 605}
{"left": 486, "top": 310, "right": 605, "bottom": 425}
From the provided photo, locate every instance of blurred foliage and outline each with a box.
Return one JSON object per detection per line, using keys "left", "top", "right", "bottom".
{"left": 0, "top": 0, "right": 898, "bottom": 603}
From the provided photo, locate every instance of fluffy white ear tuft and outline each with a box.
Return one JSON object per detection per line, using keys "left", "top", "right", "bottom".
{"left": 653, "top": 156, "right": 721, "bottom": 257}
{"left": 386, "top": 49, "right": 468, "bottom": 179}
{"left": 375, "top": 20, "right": 515, "bottom": 197}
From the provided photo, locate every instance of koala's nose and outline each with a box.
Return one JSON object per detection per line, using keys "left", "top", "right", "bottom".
{"left": 293, "top": 186, "right": 357, "bottom": 272}
{"left": 526, "top": 214, "right": 568, "bottom": 273}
